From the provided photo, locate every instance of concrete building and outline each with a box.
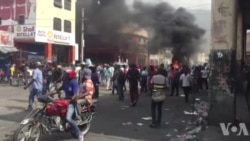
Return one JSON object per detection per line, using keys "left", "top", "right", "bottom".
{"left": 0, "top": 0, "right": 78, "bottom": 64}
{"left": 149, "top": 49, "right": 172, "bottom": 66}
{"left": 75, "top": 0, "right": 149, "bottom": 65}
{"left": 210, "top": 0, "right": 250, "bottom": 124}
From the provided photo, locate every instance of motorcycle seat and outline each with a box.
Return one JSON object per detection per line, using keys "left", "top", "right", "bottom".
{"left": 38, "top": 96, "right": 53, "bottom": 103}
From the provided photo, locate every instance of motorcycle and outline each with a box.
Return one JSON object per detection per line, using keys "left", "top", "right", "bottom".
{"left": 13, "top": 95, "right": 96, "bottom": 141}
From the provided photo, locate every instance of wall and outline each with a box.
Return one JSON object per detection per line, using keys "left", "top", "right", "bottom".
{"left": 209, "top": 0, "right": 239, "bottom": 124}
{"left": 0, "top": 0, "right": 36, "bottom": 31}
{"left": 36, "top": 0, "right": 76, "bottom": 34}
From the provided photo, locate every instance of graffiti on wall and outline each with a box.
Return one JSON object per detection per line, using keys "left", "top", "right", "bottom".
{"left": 210, "top": 50, "right": 232, "bottom": 95}
{"left": 217, "top": 2, "right": 232, "bottom": 17}
{"left": 211, "top": 1, "right": 234, "bottom": 50}
{"left": 212, "top": 19, "right": 229, "bottom": 49}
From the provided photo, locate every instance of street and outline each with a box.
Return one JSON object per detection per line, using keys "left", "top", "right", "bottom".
{"left": 0, "top": 84, "right": 249, "bottom": 141}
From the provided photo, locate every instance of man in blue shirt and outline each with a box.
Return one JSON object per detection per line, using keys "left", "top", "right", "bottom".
{"left": 24, "top": 62, "right": 43, "bottom": 110}
{"left": 52, "top": 68, "right": 84, "bottom": 141}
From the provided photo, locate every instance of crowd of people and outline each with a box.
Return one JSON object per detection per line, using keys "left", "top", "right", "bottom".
{"left": 0, "top": 60, "right": 210, "bottom": 140}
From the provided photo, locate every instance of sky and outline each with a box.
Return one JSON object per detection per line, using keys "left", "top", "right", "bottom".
{"left": 127, "top": 0, "right": 211, "bottom": 10}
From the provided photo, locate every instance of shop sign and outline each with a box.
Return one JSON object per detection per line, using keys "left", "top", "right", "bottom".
{"left": 35, "top": 28, "right": 75, "bottom": 45}
{"left": 53, "top": 30, "right": 74, "bottom": 44}
{"left": 0, "top": 30, "right": 13, "bottom": 45}
{"left": 15, "top": 25, "right": 35, "bottom": 38}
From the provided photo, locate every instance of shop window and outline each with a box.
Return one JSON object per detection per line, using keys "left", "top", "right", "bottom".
{"left": 54, "top": 0, "right": 62, "bottom": 8}
{"left": 64, "top": 20, "right": 71, "bottom": 33}
{"left": 53, "top": 18, "right": 62, "bottom": 31}
{"left": 64, "top": 0, "right": 71, "bottom": 10}
{"left": 18, "top": 15, "right": 25, "bottom": 24}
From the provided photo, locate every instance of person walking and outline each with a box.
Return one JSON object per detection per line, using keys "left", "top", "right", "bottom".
{"left": 180, "top": 69, "right": 192, "bottom": 103}
{"left": 117, "top": 67, "right": 126, "bottom": 101}
{"left": 169, "top": 67, "right": 180, "bottom": 96}
{"left": 90, "top": 66, "right": 100, "bottom": 99}
{"left": 24, "top": 62, "right": 43, "bottom": 110}
{"left": 127, "top": 64, "right": 140, "bottom": 106}
{"left": 140, "top": 66, "right": 148, "bottom": 93}
{"left": 150, "top": 69, "right": 169, "bottom": 128}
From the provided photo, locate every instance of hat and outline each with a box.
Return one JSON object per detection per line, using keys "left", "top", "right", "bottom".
{"left": 84, "top": 68, "right": 92, "bottom": 79}
{"left": 36, "top": 62, "right": 42, "bottom": 66}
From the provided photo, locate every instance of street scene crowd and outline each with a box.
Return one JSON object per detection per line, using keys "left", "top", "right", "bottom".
{"left": 0, "top": 60, "right": 211, "bottom": 141}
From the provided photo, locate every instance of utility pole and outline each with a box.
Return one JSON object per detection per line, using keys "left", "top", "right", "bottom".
{"left": 80, "top": 8, "right": 85, "bottom": 63}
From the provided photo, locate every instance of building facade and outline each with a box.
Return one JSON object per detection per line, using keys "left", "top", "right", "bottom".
{"left": 84, "top": 23, "right": 149, "bottom": 65}
{"left": 0, "top": 0, "right": 78, "bottom": 64}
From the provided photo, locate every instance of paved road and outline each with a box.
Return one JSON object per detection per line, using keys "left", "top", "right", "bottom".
{"left": 0, "top": 84, "right": 249, "bottom": 141}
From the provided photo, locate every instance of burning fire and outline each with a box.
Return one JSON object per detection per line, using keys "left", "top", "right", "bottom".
{"left": 172, "top": 60, "right": 180, "bottom": 69}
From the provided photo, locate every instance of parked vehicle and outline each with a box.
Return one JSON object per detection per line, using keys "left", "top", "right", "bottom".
{"left": 13, "top": 95, "right": 96, "bottom": 141}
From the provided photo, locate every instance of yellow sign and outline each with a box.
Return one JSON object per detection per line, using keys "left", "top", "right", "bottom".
{"left": 47, "top": 31, "right": 53, "bottom": 39}
{"left": 16, "top": 26, "right": 22, "bottom": 32}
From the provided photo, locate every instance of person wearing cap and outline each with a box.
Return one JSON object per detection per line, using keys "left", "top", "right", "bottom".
{"left": 24, "top": 62, "right": 43, "bottom": 110}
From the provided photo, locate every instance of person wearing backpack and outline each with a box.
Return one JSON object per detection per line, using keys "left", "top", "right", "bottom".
{"left": 150, "top": 69, "right": 169, "bottom": 128}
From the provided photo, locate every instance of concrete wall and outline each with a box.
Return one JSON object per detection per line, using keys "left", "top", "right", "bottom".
{"left": 36, "top": 0, "right": 76, "bottom": 34}
{"left": 209, "top": 0, "right": 238, "bottom": 124}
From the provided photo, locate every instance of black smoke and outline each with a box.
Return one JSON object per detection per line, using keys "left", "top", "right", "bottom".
{"left": 85, "top": 0, "right": 205, "bottom": 62}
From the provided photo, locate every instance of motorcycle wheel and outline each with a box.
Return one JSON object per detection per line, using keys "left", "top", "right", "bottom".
{"left": 80, "top": 122, "right": 91, "bottom": 135}
{"left": 70, "top": 122, "right": 91, "bottom": 138}
{"left": 13, "top": 122, "right": 42, "bottom": 141}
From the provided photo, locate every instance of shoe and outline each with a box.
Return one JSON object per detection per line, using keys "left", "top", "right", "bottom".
{"left": 78, "top": 134, "right": 84, "bottom": 141}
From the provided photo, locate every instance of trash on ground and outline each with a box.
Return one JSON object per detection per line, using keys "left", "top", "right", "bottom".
{"left": 184, "top": 111, "right": 198, "bottom": 115}
{"left": 137, "top": 123, "right": 143, "bottom": 126}
{"left": 195, "top": 98, "right": 200, "bottom": 101}
{"left": 122, "top": 122, "right": 132, "bottom": 125}
{"left": 166, "top": 134, "right": 172, "bottom": 137}
{"left": 187, "top": 126, "right": 202, "bottom": 134}
{"left": 142, "top": 117, "right": 152, "bottom": 120}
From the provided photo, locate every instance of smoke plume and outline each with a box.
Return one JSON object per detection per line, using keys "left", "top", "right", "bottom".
{"left": 85, "top": 0, "right": 205, "bottom": 62}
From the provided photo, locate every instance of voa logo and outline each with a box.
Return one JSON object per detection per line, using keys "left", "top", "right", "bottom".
{"left": 220, "top": 123, "right": 249, "bottom": 136}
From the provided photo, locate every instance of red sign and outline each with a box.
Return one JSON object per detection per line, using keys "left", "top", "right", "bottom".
{"left": 0, "top": 31, "right": 12, "bottom": 45}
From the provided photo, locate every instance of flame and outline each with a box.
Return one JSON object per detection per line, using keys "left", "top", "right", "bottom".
{"left": 172, "top": 60, "right": 179, "bottom": 69}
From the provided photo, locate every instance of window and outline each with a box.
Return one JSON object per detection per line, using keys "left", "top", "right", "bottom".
{"left": 53, "top": 18, "right": 61, "bottom": 31}
{"left": 64, "top": 20, "right": 71, "bottom": 33}
{"left": 0, "top": 17, "right": 2, "bottom": 25}
{"left": 18, "top": 15, "right": 25, "bottom": 24}
{"left": 54, "top": 0, "right": 62, "bottom": 8}
{"left": 64, "top": 0, "right": 71, "bottom": 10}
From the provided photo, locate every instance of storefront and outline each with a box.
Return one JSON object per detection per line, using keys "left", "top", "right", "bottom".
{"left": 13, "top": 25, "right": 77, "bottom": 64}
{"left": 0, "top": 30, "right": 17, "bottom": 69}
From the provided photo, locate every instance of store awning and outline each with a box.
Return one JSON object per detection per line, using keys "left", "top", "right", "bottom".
{"left": 0, "top": 45, "right": 19, "bottom": 54}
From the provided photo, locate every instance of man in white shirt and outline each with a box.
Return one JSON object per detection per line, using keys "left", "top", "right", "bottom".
{"left": 180, "top": 69, "right": 192, "bottom": 103}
